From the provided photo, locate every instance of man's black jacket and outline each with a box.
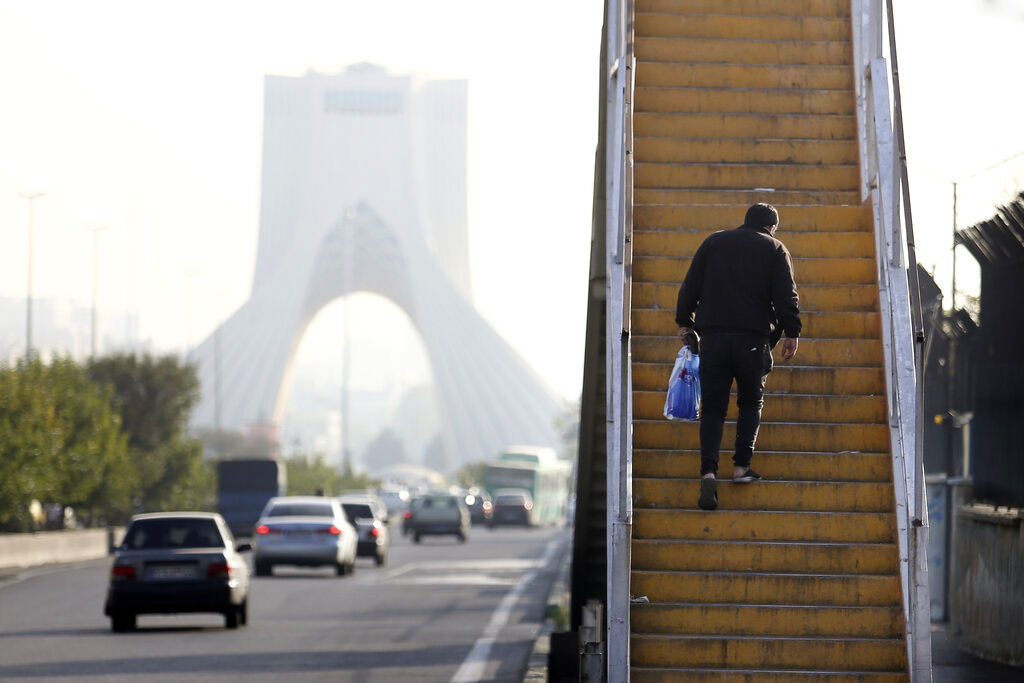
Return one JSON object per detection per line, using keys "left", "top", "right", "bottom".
{"left": 675, "top": 224, "right": 802, "bottom": 342}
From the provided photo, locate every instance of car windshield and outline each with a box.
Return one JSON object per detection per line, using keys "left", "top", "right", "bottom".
{"left": 422, "top": 496, "right": 457, "bottom": 509}
{"left": 342, "top": 503, "right": 374, "bottom": 520}
{"left": 266, "top": 503, "right": 334, "bottom": 517}
{"left": 496, "top": 495, "right": 527, "bottom": 505}
{"left": 123, "top": 518, "right": 224, "bottom": 549}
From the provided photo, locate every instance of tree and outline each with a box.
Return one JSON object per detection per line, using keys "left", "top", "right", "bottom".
{"left": 284, "top": 452, "right": 379, "bottom": 496}
{"left": 0, "top": 357, "right": 132, "bottom": 530}
{"left": 87, "top": 353, "right": 213, "bottom": 513}
{"left": 455, "top": 461, "right": 487, "bottom": 489}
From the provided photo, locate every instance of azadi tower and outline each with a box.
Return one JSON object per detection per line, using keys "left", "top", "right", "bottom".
{"left": 188, "top": 64, "right": 560, "bottom": 468}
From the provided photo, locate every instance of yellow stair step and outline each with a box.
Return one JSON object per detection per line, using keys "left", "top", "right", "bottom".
{"left": 633, "top": 256, "right": 874, "bottom": 284}
{"left": 634, "top": 229, "right": 875, "bottom": 259}
{"left": 632, "top": 309, "right": 880, "bottom": 338}
{"left": 631, "top": 602, "right": 903, "bottom": 637}
{"left": 634, "top": 450, "right": 893, "bottom": 483}
{"left": 637, "top": 0, "right": 850, "bottom": 18}
{"left": 633, "top": 282, "right": 878, "bottom": 312}
{"left": 637, "top": 61, "right": 853, "bottom": 90}
{"left": 634, "top": 509, "right": 896, "bottom": 543}
{"left": 635, "top": 188, "right": 862, "bottom": 205}
{"left": 635, "top": 112, "right": 855, "bottom": 140}
{"left": 634, "top": 420, "right": 890, "bottom": 452}
{"left": 636, "top": 37, "right": 851, "bottom": 66}
{"left": 636, "top": 162, "right": 860, "bottom": 192}
{"left": 635, "top": 85, "right": 853, "bottom": 115}
{"left": 634, "top": 203, "right": 866, "bottom": 231}
{"left": 632, "top": 539, "right": 899, "bottom": 574}
{"left": 635, "top": 137, "right": 859, "bottom": 165}
{"left": 636, "top": 13, "right": 851, "bottom": 41}
{"left": 633, "top": 391, "right": 886, "bottom": 424}
{"left": 634, "top": 478, "right": 893, "bottom": 513}
{"left": 631, "top": 570, "right": 901, "bottom": 606}
{"left": 632, "top": 337, "right": 884, "bottom": 367}
{"left": 632, "top": 634, "right": 905, "bottom": 672}
{"left": 632, "top": 666, "right": 907, "bottom": 682}
{"left": 634, "top": 363, "right": 885, "bottom": 394}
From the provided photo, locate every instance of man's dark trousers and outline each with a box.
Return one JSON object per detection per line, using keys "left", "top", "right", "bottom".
{"left": 698, "top": 331, "right": 774, "bottom": 476}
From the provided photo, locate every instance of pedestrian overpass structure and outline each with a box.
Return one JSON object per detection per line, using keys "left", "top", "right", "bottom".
{"left": 571, "top": 1, "right": 931, "bottom": 680}
{"left": 187, "top": 66, "right": 560, "bottom": 470}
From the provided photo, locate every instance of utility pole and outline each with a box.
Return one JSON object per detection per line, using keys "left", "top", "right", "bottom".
{"left": 86, "top": 225, "right": 110, "bottom": 358}
{"left": 18, "top": 192, "right": 45, "bottom": 358}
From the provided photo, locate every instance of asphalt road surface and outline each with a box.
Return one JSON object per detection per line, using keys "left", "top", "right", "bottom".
{"left": 0, "top": 524, "right": 569, "bottom": 682}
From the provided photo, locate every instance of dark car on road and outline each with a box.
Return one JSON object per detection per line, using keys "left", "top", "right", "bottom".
{"left": 464, "top": 490, "right": 493, "bottom": 526}
{"left": 406, "top": 493, "right": 470, "bottom": 543}
{"left": 491, "top": 489, "right": 536, "bottom": 528}
{"left": 104, "top": 512, "right": 251, "bottom": 632}
{"left": 339, "top": 495, "right": 391, "bottom": 566}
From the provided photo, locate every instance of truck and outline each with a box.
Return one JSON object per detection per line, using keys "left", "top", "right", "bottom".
{"left": 216, "top": 459, "right": 286, "bottom": 538}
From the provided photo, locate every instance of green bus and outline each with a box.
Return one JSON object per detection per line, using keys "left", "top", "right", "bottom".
{"left": 483, "top": 446, "right": 572, "bottom": 526}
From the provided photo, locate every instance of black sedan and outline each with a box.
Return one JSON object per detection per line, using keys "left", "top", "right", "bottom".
{"left": 104, "top": 512, "right": 251, "bottom": 631}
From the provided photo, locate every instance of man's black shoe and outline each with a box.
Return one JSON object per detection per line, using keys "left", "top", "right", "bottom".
{"left": 698, "top": 477, "right": 718, "bottom": 510}
{"left": 733, "top": 468, "right": 763, "bottom": 483}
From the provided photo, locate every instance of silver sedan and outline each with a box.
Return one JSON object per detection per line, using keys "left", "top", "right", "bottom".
{"left": 252, "top": 496, "right": 358, "bottom": 576}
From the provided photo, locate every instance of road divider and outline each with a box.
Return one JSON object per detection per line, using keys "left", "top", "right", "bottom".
{"left": 0, "top": 527, "right": 123, "bottom": 570}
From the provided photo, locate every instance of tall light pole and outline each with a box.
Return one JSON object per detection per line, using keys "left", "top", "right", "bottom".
{"left": 949, "top": 149, "right": 1024, "bottom": 310}
{"left": 86, "top": 225, "right": 110, "bottom": 358}
{"left": 18, "top": 192, "right": 45, "bottom": 358}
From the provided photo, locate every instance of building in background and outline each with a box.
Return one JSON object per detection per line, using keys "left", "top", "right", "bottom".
{"left": 187, "top": 64, "right": 560, "bottom": 471}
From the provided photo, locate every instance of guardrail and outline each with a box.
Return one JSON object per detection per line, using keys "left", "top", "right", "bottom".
{"left": 853, "top": 0, "right": 931, "bottom": 679}
{"left": 604, "top": 0, "right": 634, "bottom": 680}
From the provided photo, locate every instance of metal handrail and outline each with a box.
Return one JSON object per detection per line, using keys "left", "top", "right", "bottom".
{"left": 884, "top": 0, "right": 926, "bottom": 525}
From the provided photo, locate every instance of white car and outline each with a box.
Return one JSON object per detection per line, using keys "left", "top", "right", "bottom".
{"left": 252, "top": 496, "right": 358, "bottom": 576}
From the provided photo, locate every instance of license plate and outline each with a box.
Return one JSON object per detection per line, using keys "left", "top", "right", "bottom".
{"left": 285, "top": 531, "right": 312, "bottom": 540}
{"left": 146, "top": 564, "right": 197, "bottom": 581}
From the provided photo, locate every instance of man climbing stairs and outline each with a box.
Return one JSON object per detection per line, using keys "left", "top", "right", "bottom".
{"left": 628, "top": 0, "right": 909, "bottom": 679}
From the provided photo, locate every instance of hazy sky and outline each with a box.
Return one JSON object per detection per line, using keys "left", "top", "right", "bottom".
{"left": 1, "top": 0, "right": 1023, "bottom": 405}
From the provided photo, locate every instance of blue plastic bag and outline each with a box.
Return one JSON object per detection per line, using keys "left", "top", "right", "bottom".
{"left": 664, "top": 345, "right": 701, "bottom": 421}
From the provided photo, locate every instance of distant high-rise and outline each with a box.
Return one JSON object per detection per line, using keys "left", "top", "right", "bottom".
{"left": 188, "top": 65, "right": 560, "bottom": 469}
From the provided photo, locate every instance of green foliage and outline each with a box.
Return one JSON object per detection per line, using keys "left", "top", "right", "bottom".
{"left": 0, "top": 357, "right": 132, "bottom": 531}
{"left": 87, "top": 353, "right": 214, "bottom": 515}
{"left": 455, "top": 461, "right": 487, "bottom": 489}
{"left": 285, "top": 452, "right": 379, "bottom": 496}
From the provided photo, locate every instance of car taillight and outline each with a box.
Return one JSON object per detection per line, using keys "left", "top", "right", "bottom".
{"left": 256, "top": 524, "right": 270, "bottom": 535}
{"left": 402, "top": 511, "right": 412, "bottom": 519}
{"left": 208, "top": 562, "right": 233, "bottom": 579}
{"left": 316, "top": 525, "right": 342, "bottom": 535}
{"left": 483, "top": 501, "right": 492, "bottom": 512}
{"left": 370, "top": 527, "right": 380, "bottom": 537}
{"left": 524, "top": 502, "right": 534, "bottom": 511}
{"left": 111, "top": 564, "right": 135, "bottom": 581}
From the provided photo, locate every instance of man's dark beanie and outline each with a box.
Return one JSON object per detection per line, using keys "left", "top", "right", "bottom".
{"left": 745, "top": 203, "right": 779, "bottom": 229}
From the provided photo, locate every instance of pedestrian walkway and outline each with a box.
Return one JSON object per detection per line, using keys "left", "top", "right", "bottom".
{"left": 931, "top": 622, "right": 1022, "bottom": 682}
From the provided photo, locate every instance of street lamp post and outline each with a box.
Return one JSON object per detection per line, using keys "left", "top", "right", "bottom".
{"left": 86, "top": 225, "right": 110, "bottom": 358}
{"left": 18, "top": 192, "right": 45, "bottom": 358}
{"left": 949, "top": 149, "right": 1024, "bottom": 310}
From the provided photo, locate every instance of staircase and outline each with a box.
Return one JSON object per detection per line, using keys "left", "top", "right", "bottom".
{"left": 628, "top": 0, "right": 909, "bottom": 680}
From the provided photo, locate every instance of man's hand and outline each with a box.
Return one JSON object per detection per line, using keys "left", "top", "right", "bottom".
{"left": 781, "top": 336, "right": 799, "bottom": 361}
{"left": 677, "top": 326, "right": 692, "bottom": 342}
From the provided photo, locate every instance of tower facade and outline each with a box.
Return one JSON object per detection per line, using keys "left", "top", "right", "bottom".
{"left": 188, "top": 65, "right": 561, "bottom": 468}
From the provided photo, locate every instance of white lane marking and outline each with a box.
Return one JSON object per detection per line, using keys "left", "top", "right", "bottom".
{"left": 394, "top": 573, "right": 517, "bottom": 587}
{"left": 450, "top": 538, "right": 562, "bottom": 683}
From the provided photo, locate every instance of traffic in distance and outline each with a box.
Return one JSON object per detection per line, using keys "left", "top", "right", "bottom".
{"left": 101, "top": 445, "right": 572, "bottom": 633}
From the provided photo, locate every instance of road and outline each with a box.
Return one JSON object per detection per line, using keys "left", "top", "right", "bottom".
{"left": 0, "top": 524, "right": 569, "bottom": 682}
